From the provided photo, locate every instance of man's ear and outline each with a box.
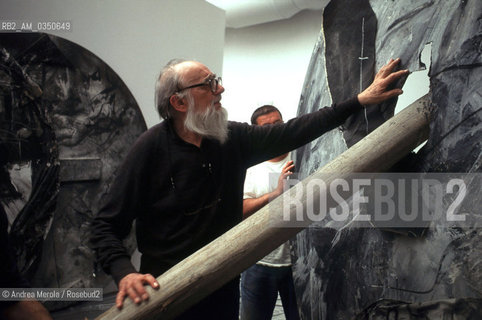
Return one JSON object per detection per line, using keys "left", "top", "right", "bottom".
{"left": 170, "top": 94, "right": 188, "bottom": 113}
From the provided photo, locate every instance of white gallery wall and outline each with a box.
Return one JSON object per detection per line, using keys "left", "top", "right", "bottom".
{"left": 0, "top": 0, "right": 226, "bottom": 128}
{"left": 222, "top": 10, "right": 323, "bottom": 123}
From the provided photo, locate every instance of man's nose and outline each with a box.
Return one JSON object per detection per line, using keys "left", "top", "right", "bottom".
{"left": 216, "top": 83, "right": 225, "bottom": 94}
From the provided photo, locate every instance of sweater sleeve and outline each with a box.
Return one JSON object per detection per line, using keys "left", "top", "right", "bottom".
{"left": 237, "top": 97, "right": 363, "bottom": 168}
{"left": 90, "top": 129, "right": 156, "bottom": 285}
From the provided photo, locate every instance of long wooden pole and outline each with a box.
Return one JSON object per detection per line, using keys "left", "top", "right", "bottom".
{"left": 96, "top": 95, "right": 431, "bottom": 320}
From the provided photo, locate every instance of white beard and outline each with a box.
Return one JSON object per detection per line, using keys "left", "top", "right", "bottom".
{"left": 184, "top": 96, "right": 229, "bottom": 144}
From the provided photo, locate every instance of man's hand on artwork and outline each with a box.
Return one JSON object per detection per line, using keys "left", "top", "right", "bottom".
{"left": 357, "top": 58, "right": 409, "bottom": 106}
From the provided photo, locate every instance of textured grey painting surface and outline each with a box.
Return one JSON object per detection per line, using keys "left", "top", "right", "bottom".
{"left": 0, "top": 33, "right": 145, "bottom": 310}
{"left": 292, "top": 0, "right": 481, "bottom": 319}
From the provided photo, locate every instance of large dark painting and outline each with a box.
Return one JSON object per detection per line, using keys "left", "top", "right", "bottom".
{"left": 292, "top": 0, "right": 481, "bottom": 319}
{"left": 0, "top": 33, "right": 146, "bottom": 310}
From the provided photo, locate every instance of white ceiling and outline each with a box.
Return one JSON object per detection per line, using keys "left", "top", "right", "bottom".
{"left": 205, "top": 0, "right": 326, "bottom": 28}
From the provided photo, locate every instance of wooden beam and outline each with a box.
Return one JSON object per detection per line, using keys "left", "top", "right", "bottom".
{"left": 96, "top": 95, "right": 431, "bottom": 320}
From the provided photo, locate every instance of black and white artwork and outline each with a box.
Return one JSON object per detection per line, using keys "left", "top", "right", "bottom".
{"left": 292, "top": 0, "right": 481, "bottom": 319}
{"left": 0, "top": 33, "right": 146, "bottom": 310}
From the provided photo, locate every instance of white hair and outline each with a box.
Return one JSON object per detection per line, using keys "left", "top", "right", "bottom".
{"left": 155, "top": 59, "right": 189, "bottom": 119}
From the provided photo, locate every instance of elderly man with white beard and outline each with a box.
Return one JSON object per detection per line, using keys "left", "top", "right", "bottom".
{"left": 91, "top": 58, "right": 408, "bottom": 319}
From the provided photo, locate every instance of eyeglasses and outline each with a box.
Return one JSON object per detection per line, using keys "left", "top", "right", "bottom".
{"left": 177, "top": 76, "right": 222, "bottom": 93}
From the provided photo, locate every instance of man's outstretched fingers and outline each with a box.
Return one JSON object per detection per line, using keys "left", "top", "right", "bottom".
{"left": 378, "top": 58, "right": 401, "bottom": 78}
{"left": 357, "top": 58, "right": 409, "bottom": 105}
{"left": 385, "top": 69, "right": 410, "bottom": 84}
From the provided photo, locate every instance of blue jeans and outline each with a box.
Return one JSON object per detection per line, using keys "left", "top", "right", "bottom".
{"left": 176, "top": 277, "right": 240, "bottom": 320}
{"left": 240, "top": 264, "right": 300, "bottom": 320}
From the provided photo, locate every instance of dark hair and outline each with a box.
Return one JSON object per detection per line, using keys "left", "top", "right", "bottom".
{"left": 250, "top": 105, "right": 282, "bottom": 125}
